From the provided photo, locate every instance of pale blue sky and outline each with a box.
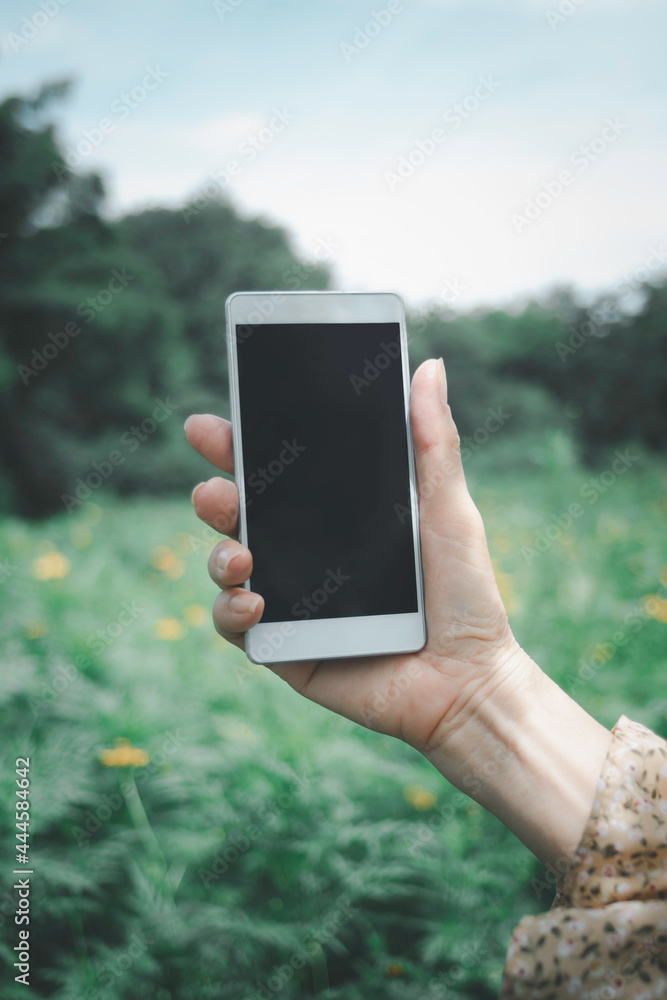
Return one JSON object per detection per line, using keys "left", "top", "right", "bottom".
{"left": 1, "top": 0, "right": 666, "bottom": 307}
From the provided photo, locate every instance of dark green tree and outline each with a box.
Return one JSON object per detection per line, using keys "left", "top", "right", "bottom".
{"left": 0, "top": 85, "right": 330, "bottom": 516}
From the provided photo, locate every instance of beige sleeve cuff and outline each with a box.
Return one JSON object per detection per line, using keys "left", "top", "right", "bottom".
{"left": 501, "top": 716, "right": 667, "bottom": 998}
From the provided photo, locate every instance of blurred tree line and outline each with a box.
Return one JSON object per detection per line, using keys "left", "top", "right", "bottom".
{"left": 1, "top": 82, "right": 666, "bottom": 517}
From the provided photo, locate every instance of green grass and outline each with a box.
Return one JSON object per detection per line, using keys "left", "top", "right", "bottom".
{"left": 1, "top": 450, "right": 666, "bottom": 999}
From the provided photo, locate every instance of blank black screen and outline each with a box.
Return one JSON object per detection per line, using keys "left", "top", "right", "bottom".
{"left": 236, "top": 322, "right": 418, "bottom": 623}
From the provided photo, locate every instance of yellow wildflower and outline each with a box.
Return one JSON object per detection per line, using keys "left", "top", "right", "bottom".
{"left": 154, "top": 618, "right": 186, "bottom": 640}
{"left": 403, "top": 784, "right": 436, "bottom": 811}
{"left": 591, "top": 643, "right": 614, "bottom": 665}
{"left": 151, "top": 546, "right": 185, "bottom": 580}
{"left": 184, "top": 604, "right": 207, "bottom": 627}
{"left": 24, "top": 620, "right": 48, "bottom": 639}
{"left": 642, "top": 595, "right": 667, "bottom": 624}
{"left": 99, "top": 738, "right": 150, "bottom": 768}
{"left": 492, "top": 560, "right": 518, "bottom": 614}
{"left": 164, "top": 560, "right": 185, "bottom": 580}
{"left": 32, "top": 550, "right": 70, "bottom": 580}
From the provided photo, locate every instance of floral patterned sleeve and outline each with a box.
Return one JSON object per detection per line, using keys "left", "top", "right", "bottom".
{"left": 501, "top": 716, "right": 667, "bottom": 1000}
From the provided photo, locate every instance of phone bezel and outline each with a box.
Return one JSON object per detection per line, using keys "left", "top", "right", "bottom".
{"left": 225, "top": 290, "right": 426, "bottom": 665}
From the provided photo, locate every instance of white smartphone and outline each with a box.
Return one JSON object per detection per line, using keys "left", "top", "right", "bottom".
{"left": 225, "top": 291, "right": 426, "bottom": 665}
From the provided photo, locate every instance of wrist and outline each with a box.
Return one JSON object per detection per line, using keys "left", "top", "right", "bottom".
{"left": 419, "top": 638, "right": 540, "bottom": 781}
{"left": 421, "top": 640, "right": 612, "bottom": 867}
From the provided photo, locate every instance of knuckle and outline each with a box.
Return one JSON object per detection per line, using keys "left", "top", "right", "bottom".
{"left": 210, "top": 506, "right": 237, "bottom": 533}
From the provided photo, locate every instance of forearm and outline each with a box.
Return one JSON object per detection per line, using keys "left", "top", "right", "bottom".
{"left": 423, "top": 646, "right": 613, "bottom": 868}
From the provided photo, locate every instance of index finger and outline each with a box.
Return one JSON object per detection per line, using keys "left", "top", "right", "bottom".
{"left": 184, "top": 414, "right": 234, "bottom": 474}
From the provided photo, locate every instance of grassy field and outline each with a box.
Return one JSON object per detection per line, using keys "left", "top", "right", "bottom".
{"left": 1, "top": 449, "right": 666, "bottom": 999}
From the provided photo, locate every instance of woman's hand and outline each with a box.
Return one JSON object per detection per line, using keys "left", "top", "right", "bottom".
{"left": 185, "top": 359, "right": 526, "bottom": 751}
{"left": 185, "top": 358, "right": 612, "bottom": 867}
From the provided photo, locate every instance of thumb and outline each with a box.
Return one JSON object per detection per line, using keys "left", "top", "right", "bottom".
{"left": 410, "top": 358, "right": 477, "bottom": 533}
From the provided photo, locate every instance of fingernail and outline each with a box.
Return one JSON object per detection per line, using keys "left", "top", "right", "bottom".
{"left": 437, "top": 357, "right": 447, "bottom": 406}
{"left": 184, "top": 416, "right": 193, "bottom": 433}
{"left": 216, "top": 548, "right": 234, "bottom": 574}
{"left": 230, "top": 592, "right": 261, "bottom": 615}
{"left": 191, "top": 482, "right": 206, "bottom": 505}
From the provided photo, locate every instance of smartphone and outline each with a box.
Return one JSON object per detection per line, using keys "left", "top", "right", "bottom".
{"left": 225, "top": 291, "right": 426, "bottom": 664}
